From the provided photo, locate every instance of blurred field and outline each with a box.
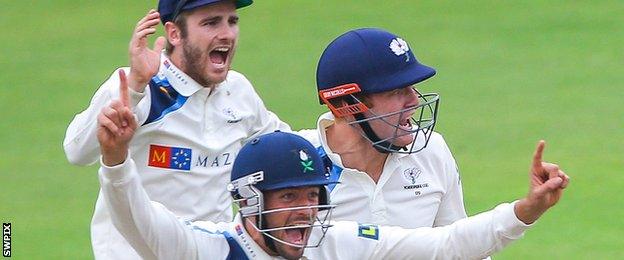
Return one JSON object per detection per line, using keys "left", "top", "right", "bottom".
{"left": 1, "top": 0, "right": 622, "bottom": 258}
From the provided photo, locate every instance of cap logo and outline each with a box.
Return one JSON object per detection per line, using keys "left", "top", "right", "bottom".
{"left": 389, "top": 38, "right": 410, "bottom": 62}
{"left": 299, "top": 150, "right": 314, "bottom": 173}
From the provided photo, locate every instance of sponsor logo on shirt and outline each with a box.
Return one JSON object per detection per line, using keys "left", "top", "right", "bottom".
{"left": 235, "top": 225, "right": 243, "bottom": 236}
{"left": 358, "top": 224, "right": 379, "bottom": 240}
{"left": 148, "top": 144, "right": 192, "bottom": 171}
{"left": 234, "top": 224, "right": 257, "bottom": 258}
{"left": 147, "top": 145, "right": 236, "bottom": 170}
{"left": 195, "top": 153, "right": 233, "bottom": 168}
{"left": 163, "top": 58, "right": 189, "bottom": 86}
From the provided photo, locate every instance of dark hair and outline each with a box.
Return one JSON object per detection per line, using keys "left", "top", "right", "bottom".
{"left": 165, "top": 11, "right": 189, "bottom": 55}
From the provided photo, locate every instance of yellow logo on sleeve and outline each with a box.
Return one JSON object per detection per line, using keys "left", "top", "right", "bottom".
{"left": 358, "top": 224, "right": 379, "bottom": 240}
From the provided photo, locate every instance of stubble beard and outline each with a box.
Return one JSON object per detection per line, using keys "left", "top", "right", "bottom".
{"left": 182, "top": 42, "right": 218, "bottom": 88}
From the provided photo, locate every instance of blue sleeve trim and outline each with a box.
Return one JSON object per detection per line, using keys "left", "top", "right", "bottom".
{"left": 317, "top": 146, "right": 342, "bottom": 192}
{"left": 143, "top": 76, "right": 189, "bottom": 125}
{"left": 188, "top": 224, "right": 249, "bottom": 260}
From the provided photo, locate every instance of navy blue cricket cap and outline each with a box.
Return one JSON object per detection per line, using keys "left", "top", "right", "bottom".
{"left": 158, "top": 0, "right": 253, "bottom": 24}
{"left": 231, "top": 131, "right": 336, "bottom": 191}
{"left": 316, "top": 28, "right": 436, "bottom": 99}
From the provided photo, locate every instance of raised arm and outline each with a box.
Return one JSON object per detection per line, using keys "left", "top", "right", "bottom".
{"left": 370, "top": 140, "right": 570, "bottom": 259}
{"left": 97, "top": 70, "right": 200, "bottom": 259}
{"left": 63, "top": 67, "right": 137, "bottom": 165}
{"left": 63, "top": 9, "right": 165, "bottom": 165}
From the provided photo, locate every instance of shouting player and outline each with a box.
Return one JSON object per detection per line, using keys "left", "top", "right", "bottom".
{"left": 63, "top": 0, "right": 289, "bottom": 258}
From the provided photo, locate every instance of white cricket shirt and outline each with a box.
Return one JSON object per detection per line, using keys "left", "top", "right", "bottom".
{"left": 63, "top": 54, "right": 289, "bottom": 259}
{"left": 100, "top": 157, "right": 530, "bottom": 260}
{"left": 298, "top": 112, "right": 467, "bottom": 228}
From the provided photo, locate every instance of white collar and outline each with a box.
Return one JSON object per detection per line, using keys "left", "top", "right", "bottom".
{"left": 157, "top": 53, "right": 204, "bottom": 97}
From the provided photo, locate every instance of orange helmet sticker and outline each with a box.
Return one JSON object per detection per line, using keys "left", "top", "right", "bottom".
{"left": 319, "top": 83, "right": 369, "bottom": 117}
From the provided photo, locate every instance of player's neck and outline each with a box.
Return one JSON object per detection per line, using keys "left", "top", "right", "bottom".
{"left": 326, "top": 122, "right": 387, "bottom": 183}
{"left": 168, "top": 50, "right": 185, "bottom": 73}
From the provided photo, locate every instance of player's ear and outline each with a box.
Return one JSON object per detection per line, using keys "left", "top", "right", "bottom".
{"left": 164, "top": 21, "right": 183, "bottom": 47}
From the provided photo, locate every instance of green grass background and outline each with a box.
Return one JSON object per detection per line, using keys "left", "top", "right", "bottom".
{"left": 1, "top": 0, "right": 622, "bottom": 258}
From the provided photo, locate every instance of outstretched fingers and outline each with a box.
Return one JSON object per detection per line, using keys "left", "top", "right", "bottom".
{"left": 135, "top": 10, "right": 159, "bottom": 31}
{"left": 135, "top": 28, "right": 158, "bottom": 41}
{"left": 135, "top": 12, "right": 160, "bottom": 32}
{"left": 132, "top": 10, "right": 161, "bottom": 48}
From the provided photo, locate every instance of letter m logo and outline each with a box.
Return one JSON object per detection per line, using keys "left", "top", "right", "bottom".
{"left": 148, "top": 145, "right": 172, "bottom": 168}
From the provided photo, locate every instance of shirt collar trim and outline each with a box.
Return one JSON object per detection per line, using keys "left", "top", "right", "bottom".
{"left": 158, "top": 53, "right": 203, "bottom": 97}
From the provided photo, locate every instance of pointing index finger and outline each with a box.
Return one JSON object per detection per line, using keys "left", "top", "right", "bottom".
{"left": 119, "top": 69, "right": 130, "bottom": 107}
{"left": 532, "top": 140, "right": 545, "bottom": 169}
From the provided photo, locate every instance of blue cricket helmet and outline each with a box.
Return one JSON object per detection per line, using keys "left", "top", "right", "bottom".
{"left": 316, "top": 28, "right": 436, "bottom": 98}
{"left": 231, "top": 131, "right": 335, "bottom": 192}
{"left": 228, "top": 132, "right": 337, "bottom": 249}
{"left": 315, "top": 28, "right": 441, "bottom": 154}
{"left": 158, "top": 0, "right": 253, "bottom": 24}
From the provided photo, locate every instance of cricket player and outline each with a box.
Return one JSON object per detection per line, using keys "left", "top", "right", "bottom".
{"left": 296, "top": 28, "right": 468, "bottom": 228}
{"left": 96, "top": 82, "right": 570, "bottom": 259}
{"left": 63, "top": 0, "right": 289, "bottom": 258}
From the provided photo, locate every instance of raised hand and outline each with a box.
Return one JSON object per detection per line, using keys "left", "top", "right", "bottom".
{"left": 97, "top": 70, "right": 138, "bottom": 166}
{"left": 128, "top": 9, "right": 167, "bottom": 92}
{"left": 515, "top": 140, "right": 570, "bottom": 224}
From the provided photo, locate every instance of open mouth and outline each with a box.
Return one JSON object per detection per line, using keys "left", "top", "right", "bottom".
{"left": 209, "top": 46, "right": 230, "bottom": 68}
{"left": 399, "top": 118, "right": 413, "bottom": 131}
{"left": 284, "top": 226, "right": 309, "bottom": 245}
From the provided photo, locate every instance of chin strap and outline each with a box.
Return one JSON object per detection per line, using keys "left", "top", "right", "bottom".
{"left": 352, "top": 113, "right": 405, "bottom": 153}
{"left": 345, "top": 96, "right": 404, "bottom": 153}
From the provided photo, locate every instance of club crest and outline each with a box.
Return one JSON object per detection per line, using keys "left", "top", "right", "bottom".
{"left": 389, "top": 38, "right": 410, "bottom": 62}
{"left": 222, "top": 107, "right": 242, "bottom": 123}
{"left": 402, "top": 167, "right": 422, "bottom": 184}
{"left": 299, "top": 150, "right": 314, "bottom": 173}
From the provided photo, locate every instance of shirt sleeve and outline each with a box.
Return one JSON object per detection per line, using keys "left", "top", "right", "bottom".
{"left": 63, "top": 67, "right": 147, "bottom": 165}
{"left": 370, "top": 202, "right": 531, "bottom": 259}
{"left": 433, "top": 137, "right": 468, "bottom": 226}
{"left": 99, "top": 156, "right": 233, "bottom": 259}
